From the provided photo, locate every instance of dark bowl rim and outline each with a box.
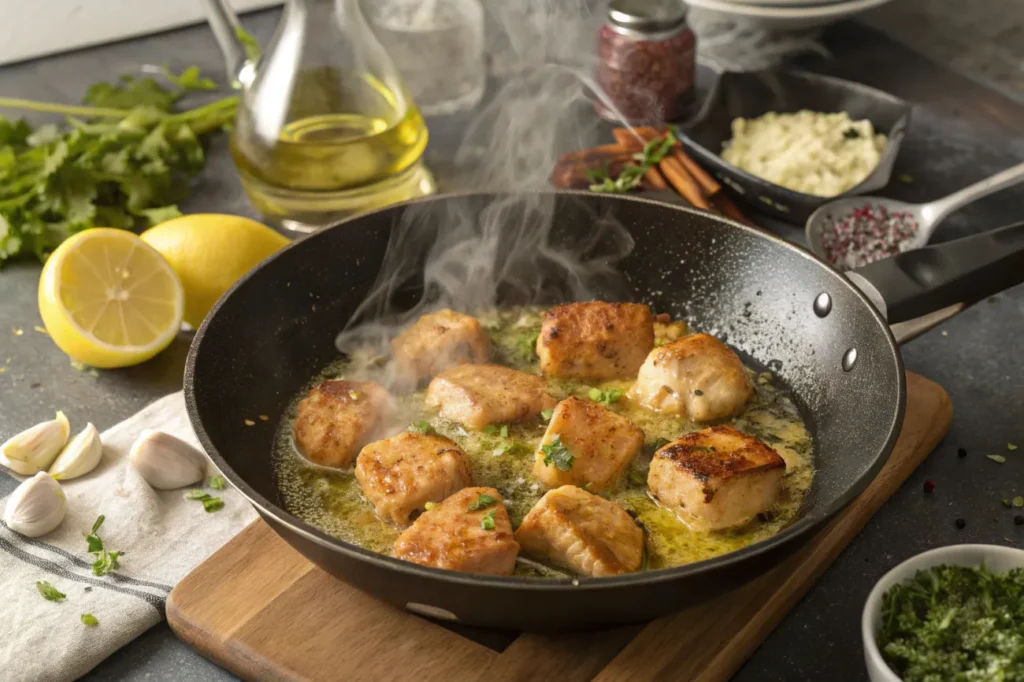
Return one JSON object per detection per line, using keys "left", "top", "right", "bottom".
{"left": 678, "top": 68, "right": 913, "bottom": 204}
{"left": 183, "top": 190, "right": 906, "bottom": 592}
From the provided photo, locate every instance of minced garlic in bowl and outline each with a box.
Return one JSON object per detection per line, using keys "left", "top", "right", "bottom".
{"left": 721, "top": 111, "right": 888, "bottom": 197}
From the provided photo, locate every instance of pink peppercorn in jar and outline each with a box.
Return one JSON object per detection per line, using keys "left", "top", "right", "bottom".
{"left": 595, "top": 0, "right": 697, "bottom": 125}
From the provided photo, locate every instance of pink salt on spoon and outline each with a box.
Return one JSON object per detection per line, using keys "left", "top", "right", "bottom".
{"left": 805, "top": 161, "right": 1024, "bottom": 271}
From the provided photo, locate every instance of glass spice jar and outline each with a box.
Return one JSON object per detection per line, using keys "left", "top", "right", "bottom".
{"left": 595, "top": 0, "right": 697, "bottom": 125}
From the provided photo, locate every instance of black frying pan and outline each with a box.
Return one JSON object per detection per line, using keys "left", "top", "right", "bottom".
{"left": 184, "top": 192, "right": 1024, "bottom": 630}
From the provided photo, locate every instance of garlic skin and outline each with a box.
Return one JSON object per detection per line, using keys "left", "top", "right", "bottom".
{"left": 2, "top": 472, "right": 67, "bottom": 537}
{"left": 129, "top": 430, "right": 208, "bottom": 490}
{"left": 0, "top": 411, "right": 71, "bottom": 476}
{"left": 48, "top": 423, "right": 103, "bottom": 481}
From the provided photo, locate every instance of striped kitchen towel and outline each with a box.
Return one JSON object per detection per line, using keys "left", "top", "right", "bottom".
{"left": 0, "top": 392, "right": 257, "bottom": 682}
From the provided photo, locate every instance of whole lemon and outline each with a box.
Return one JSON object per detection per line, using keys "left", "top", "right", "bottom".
{"left": 140, "top": 214, "right": 290, "bottom": 328}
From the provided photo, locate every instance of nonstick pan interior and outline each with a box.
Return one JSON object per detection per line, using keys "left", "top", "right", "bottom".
{"left": 185, "top": 192, "right": 904, "bottom": 629}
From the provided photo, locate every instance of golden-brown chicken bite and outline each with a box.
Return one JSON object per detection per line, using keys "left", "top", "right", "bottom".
{"left": 425, "top": 364, "right": 557, "bottom": 431}
{"left": 390, "top": 309, "right": 490, "bottom": 386}
{"left": 532, "top": 396, "right": 643, "bottom": 492}
{"left": 647, "top": 425, "right": 785, "bottom": 531}
{"left": 355, "top": 432, "right": 473, "bottom": 526}
{"left": 535, "top": 302, "right": 654, "bottom": 380}
{"left": 293, "top": 379, "right": 391, "bottom": 468}
{"left": 631, "top": 333, "right": 753, "bottom": 421}
{"left": 515, "top": 485, "right": 643, "bottom": 577}
{"left": 393, "top": 487, "right": 519, "bottom": 575}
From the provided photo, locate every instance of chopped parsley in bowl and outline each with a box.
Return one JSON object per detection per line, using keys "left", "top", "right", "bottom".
{"left": 862, "top": 545, "right": 1024, "bottom": 682}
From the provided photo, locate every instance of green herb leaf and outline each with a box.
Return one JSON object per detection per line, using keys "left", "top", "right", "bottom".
{"left": 202, "top": 496, "right": 224, "bottom": 513}
{"left": 1014, "top": 496, "right": 1024, "bottom": 508}
{"left": 588, "top": 387, "right": 624, "bottom": 407}
{"left": 843, "top": 128, "right": 861, "bottom": 139}
{"left": 987, "top": 455, "right": 1007, "bottom": 463}
{"left": 589, "top": 130, "right": 676, "bottom": 194}
{"left": 81, "top": 613, "right": 99, "bottom": 626}
{"left": 183, "top": 489, "right": 208, "bottom": 500}
{"left": 424, "top": 501, "right": 437, "bottom": 511}
{"left": 1004, "top": 499, "right": 1012, "bottom": 508}
{"left": 541, "top": 435, "right": 575, "bottom": 471}
{"left": 208, "top": 475, "right": 225, "bottom": 490}
{"left": 628, "top": 469, "right": 646, "bottom": 486}
{"left": 499, "top": 425, "right": 509, "bottom": 439}
{"left": 467, "top": 493, "right": 497, "bottom": 511}
{"left": 410, "top": 420, "right": 435, "bottom": 435}
{"left": 480, "top": 509, "right": 497, "bottom": 531}
{"left": 898, "top": 173, "right": 914, "bottom": 184}
{"left": 90, "top": 515, "right": 105, "bottom": 534}
{"left": 1009, "top": 443, "right": 1018, "bottom": 451}
{"left": 36, "top": 581, "right": 66, "bottom": 602}
{"left": 540, "top": 409, "right": 554, "bottom": 421}
{"left": 694, "top": 389, "right": 704, "bottom": 396}
{"left": 235, "top": 26, "right": 262, "bottom": 62}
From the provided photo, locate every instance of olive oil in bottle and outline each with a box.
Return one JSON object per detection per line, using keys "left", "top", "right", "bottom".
{"left": 207, "top": 0, "right": 435, "bottom": 233}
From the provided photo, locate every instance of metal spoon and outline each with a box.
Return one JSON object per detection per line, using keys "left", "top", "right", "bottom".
{"left": 806, "top": 161, "right": 1024, "bottom": 267}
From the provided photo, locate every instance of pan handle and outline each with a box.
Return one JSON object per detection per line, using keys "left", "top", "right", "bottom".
{"left": 848, "top": 221, "right": 1024, "bottom": 326}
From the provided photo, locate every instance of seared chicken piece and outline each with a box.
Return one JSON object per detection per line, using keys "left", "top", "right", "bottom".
{"left": 293, "top": 380, "right": 390, "bottom": 468}
{"left": 535, "top": 302, "right": 654, "bottom": 380}
{"left": 533, "top": 397, "right": 643, "bottom": 492}
{"left": 632, "top": 333, "right": 753, "bottom": 422}
{"left": 515, "top": 485, "right": 643, "bottom": 577}
{"left": 390, "top": 309, "right": 491, "bottom": 387}
{"left": 647, "top": 425, "right": 785, "bottom": 531}
{"left": 425, "top": 364, "right": 557, "bottom": 431}
{"left": 393, "top": 487, "right": 519, "bottom": 575}
{"left": 355, "top": 432, "right": 473, "bottom": 526}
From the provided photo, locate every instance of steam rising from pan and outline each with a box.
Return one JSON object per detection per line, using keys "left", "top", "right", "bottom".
{"left": 335, "top": 2, "right": 640, "bottom": 390}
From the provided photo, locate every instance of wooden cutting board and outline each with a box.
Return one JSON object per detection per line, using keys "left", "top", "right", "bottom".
{"left": 167, "top": 371, "right": 951, "bottom": 682}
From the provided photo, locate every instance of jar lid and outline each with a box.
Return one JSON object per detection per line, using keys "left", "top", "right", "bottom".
{"left": 608, "top": 0, "right": 686, "bottom": 33}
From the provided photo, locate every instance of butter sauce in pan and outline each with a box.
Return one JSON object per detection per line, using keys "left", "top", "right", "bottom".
{"left": 273, "top": 303, "right": 814, "bottom": 579}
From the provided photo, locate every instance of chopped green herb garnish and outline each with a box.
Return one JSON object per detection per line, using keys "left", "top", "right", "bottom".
{"left": 499, "top": 425, "right": 509, "bottom": 439}
{"left": 588, "top": 387, "right": 623, "bottom": 407}
{"left": 843, "top": 127, "right": 861, "bottom": 139}
{"left": 83, "top": 516, "right": 123, "bottom": 576}
{"left": 468, "top": 493, "right": 497, "bottom": 511}
{"left": 694, "top": 389, "right": 704, "bottom": 396}
{"left": 514, "top": 331, "right": 539, "bottom": 363}
{"left": 629, "top": 470, "right": 646, "bottom": 486}
{"left": 590, "top": 130, "right": 677, "bottom": 194}
{"left": 183, "top": 489, "right": 208, "bottom": 500}
{"left": 1003, "top": 499, "right": 1012, "bottom": 508}
{"left": 898, "top": 173, "right": 914, "bottom": 184}
{"left": 1014, "top": 496, "right": 1024, "bottom": 508}
{"left": 878, "top": 564, "right": 1024, "bottom": 681}
{"left": 540, "top": 409, "right": 554, "bottom": 421}
{"left": 541, "top": 435, "right": 575, "bottom": 471}
{"left": 484, "top": 424, "right": 510, "bottom": 438}
{"left": 987, "top": 454, "right": 1007, "bottom": 463}
{"left": 202, "top": 497, "right": 224, "bottom": 512}
{"left": 235, "top": 26, "right": 262, "bottom": 62}
{"left": 208, "top": 475, "right": 225, "bottom": 490}
{"left": 424, "top": 501, "right": 437, "bottom": 511}
{"left": 1009, "top": 443, "right": 1019, "bottom": 451}
{"left": 81, "top": 613, "right": 98, "bottom": 626}
{"left": 410, "top": 420, "right": 435, "bottom": 435}
{"left": 36, "top": 581, "right": 66, "bottom": 602}
{"left": 480, "top": 509, "right": 497, "bottom": 531}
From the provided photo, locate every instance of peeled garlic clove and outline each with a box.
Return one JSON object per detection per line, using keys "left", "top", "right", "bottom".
{"left": 129, "top": 429, "right": 208, "bottom": 490}
{"left": 2, "top": 471, "right": 67, "bottom": 537}
{"left": 48, "top": 423, "right": 102, "bottom": 481}
{"left": 1, "top": 411, "right": 71, "bottom": 475}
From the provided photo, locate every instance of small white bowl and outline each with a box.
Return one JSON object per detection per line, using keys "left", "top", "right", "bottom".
{"left": 862, "top": 544, "right": 1024, "bottom": 682}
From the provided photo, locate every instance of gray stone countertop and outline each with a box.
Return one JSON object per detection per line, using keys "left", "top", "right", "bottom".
{"left": 1, "top": 6, "right": 1024, "bottom": 682}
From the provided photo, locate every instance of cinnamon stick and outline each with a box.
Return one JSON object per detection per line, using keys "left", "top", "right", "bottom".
{"left": 658, "top": 157, "right": 711, "bottom": 210}
{"left": 713, "top": 193, "right": 757, "bottom": 227}
{"left": 644, "top": 165, "right": 669, "bottom": 190}
{"left": 673, "top": 148, "right": 721, "bottom": 197}
{"left": 557, "top": 144, "right": 631, "bottom": 164}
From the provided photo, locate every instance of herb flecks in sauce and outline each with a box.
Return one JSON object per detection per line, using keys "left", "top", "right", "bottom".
{"left": 541, "top": 436, "right": 575, "bottom": 471}
{"left": 273, "top": 307, "right": 815, "bottom": 575}
{"left": 878, "top": 564, "right": 1024, "bottom": 681}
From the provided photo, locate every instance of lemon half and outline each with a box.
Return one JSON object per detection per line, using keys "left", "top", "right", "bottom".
{"left": 38, "top": 229, "right": 184, "bottom": 368}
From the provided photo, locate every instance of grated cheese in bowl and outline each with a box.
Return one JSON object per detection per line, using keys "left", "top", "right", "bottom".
{"left": 721, "top": 110, "right": 888, "bottom": 198}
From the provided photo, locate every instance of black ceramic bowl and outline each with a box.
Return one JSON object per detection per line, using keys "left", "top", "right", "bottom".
{"left": 678, "top": 69, "right": 912, "bottom": 224}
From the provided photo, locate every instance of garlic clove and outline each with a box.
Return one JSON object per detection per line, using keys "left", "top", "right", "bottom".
{"left": 129, "top": 429, "right": 208, "bottom": 490}
{"left": 0, "top": 411, "right": 71, "bottom": 476}
{"left": 2, "top": 471, "right": 67, "bottom": 537}
{"left": 48, "top": 423, "right": 103, "bottom": 481}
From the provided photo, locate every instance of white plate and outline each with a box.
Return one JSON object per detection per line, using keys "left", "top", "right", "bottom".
{"left": 684, "top": 0, "right": 893, "bottom": 30}
{"left": 861, "top": 544, "right": 1024, "bottom": 682}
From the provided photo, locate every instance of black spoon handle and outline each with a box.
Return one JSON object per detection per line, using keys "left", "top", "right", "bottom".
{"left": 850, "top": 221, "right": 1024, "bottom": 324}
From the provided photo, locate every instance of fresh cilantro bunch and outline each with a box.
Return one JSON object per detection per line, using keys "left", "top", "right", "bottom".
{"left": 0, "top": 65, "right": 238, "bottom": 263}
